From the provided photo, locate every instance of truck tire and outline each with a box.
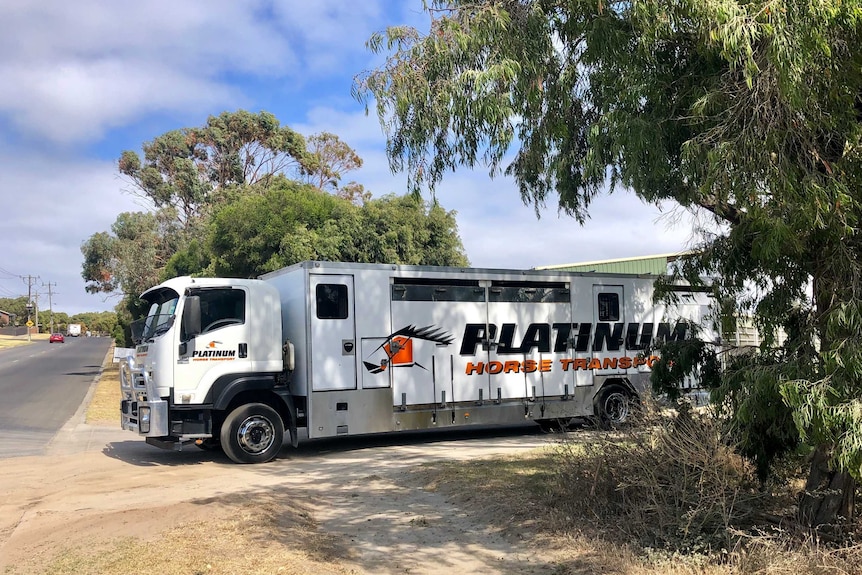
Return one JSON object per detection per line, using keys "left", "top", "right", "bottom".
{"left": 595, "top": 384, "right": 633, "bottom": 427}
{"left": 220, "top": 403, "right": 284, "bottom": 464}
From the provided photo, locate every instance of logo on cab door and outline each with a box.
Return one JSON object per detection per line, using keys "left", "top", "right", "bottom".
{"left": 192, "top": 340, "right": 236, "bottom": 361}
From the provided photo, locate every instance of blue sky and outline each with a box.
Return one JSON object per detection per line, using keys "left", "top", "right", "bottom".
{"left": 0, "top": 0, "right": 696, "bottom": 316}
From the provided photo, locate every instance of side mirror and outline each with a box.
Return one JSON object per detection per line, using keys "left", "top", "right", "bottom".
{"left": 182, "top": 295, "right": 201, "bottom": 339}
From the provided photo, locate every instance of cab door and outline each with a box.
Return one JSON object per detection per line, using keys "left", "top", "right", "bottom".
{"left": 175, "top": 286, "right": 251, "bottom": 403}
{"left": 309, "top": 275, "right": 357, "bottom": 391}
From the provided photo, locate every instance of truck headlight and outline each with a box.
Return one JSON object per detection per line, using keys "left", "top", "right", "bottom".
{"left": 139, "top": 407, "right": 151, "bottom": 433}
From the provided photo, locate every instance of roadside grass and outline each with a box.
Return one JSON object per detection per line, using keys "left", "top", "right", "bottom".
{"left": 6, "top": 495, "right": 355, "bottom": 575}
{"left": 85, "top": 351, "right": 120, "bottom": 425}
{"left": 413, "top": 410, "right": 862, "bottom": 575}
{"left": 14, "top": 437, "right": 862, "bottom": 575}
{"left": 412, "top": 449, "right": 705, "bottom": 574}
{"left": 0, "top": 333, "right": 49, "bottom": 349}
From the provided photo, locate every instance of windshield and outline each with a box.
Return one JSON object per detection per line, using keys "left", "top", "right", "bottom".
{"left": 130, "top": 293, "right": 178, "bottom": 344}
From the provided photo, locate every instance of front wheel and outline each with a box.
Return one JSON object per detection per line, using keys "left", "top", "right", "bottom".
{"left": 595, "top": 384, "right": 634, "bottom": 427}
{"left": 220, "top": 403, "right": 284, "bottom": 464}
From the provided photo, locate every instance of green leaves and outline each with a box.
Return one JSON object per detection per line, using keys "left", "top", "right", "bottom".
{"left": 782, "top": 299, "right": 862, "bottom": 480}
{"left": 202, "top": 177, "right": 469, "bottom": 279}
{"left": 88, "top": 107, "right": 471, "bottom": 331}
{"left": 355, "top": 1, "right": 555, "bottom": 199}
{"left": 81, "top": 207, "right": 185, "bottom": 298}
{"left": 358, "top": 0, "right": 862, "bottom": 495}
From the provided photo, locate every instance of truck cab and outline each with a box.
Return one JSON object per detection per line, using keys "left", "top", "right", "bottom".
{"left": 119, "top": 276, "right": 295, "bottom": 463}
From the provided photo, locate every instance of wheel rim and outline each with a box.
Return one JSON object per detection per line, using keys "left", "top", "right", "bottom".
{"left": 236, "top": 415, "right": 275, "bottom": 455}
{"left": 604, "top": 392, "right": 629, "bottom": 423}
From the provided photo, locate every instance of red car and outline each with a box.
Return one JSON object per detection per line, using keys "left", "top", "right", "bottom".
{"left": 49, "top": 333, "right": 65, "bottom": 343}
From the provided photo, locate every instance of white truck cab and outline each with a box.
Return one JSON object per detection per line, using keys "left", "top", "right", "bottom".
{"left": 120, "top": 277, "right": 291, "bottom": 463}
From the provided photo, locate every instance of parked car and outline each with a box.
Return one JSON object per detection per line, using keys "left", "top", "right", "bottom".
{"left": 49, "top": 333, "right": 65, "bottom": 343}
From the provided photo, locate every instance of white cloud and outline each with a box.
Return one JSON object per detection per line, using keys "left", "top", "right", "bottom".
{"left": 0, "top": 0, "right": 702, "bottom": 317}
{"left": 430, "top": 172, "right": 698, "bottom": 270}
{"left": 0, "top": 149, "right": 142, "bottom": 313}
{"left": 0, "top": 0, "right": 299, "bottom": 144}
{"left": 271, "top": 1, "right": 384, "bottom": 71}
{"left": 0, "top": 60, "right": 246, "bottom": 144}
{"left": 296, "top": 106, "right": 385, "bottom": 147}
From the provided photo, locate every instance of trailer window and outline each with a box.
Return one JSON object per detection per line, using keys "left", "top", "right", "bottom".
{"left": 316, "top": 284, "right": 349, "bottom": 319}
{"left": 597, "top": 292, "right": 620, "bottom": 322}
{"left": 485, "top": 281, "right": 568, "bottom": 303}
{"left": 489, "top": 287, "right": 569, "bottom": 303}
{"left": 391, "top": 284, "right": 485, "bottom": 302}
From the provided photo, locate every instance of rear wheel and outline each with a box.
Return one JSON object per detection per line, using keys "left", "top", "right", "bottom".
{"left": 596, "top": 384, "right": 634, "bottom": 427}
{"left": 220, "top": 403, "right": 284, "bottom": 464}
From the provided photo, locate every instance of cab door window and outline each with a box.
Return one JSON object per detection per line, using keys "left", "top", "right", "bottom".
{"left": 199, "top": 288, "right": 246, "bottom": 333}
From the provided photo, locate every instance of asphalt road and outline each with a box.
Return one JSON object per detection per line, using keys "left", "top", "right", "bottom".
{"left": 0, "top": 336, "right": 111, "bottom": 458}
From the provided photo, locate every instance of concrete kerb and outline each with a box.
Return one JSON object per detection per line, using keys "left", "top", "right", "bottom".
{"left": 46, "top": 345, "right": 128, "bottom": 456}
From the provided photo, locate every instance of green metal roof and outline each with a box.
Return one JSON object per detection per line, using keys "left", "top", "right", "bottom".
{"left": 534, "top": 252, "right": 691, "bottom": 275}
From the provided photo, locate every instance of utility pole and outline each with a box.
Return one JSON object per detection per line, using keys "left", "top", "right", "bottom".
{"left": 23, "top": 274, "right": 38, "bottom": 342}
{"left": 43, "top": 282, "right": 57, "bottom": 335}
{"left": 34, "top": 292, "right": 40, "bottom": 334}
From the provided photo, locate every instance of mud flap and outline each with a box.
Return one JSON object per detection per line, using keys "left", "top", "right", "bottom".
{"left": 275, "top": 389, "right": 300, "bottom": 448}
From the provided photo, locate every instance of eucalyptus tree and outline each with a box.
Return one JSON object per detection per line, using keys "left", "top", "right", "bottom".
{"left": 355, "top": 0, "right": 862, "bottom": 526}
{"left": 304, "top": 132, "right": 363, "bottom": 189}
{"left": 0, "top": 296, "right": 29, "bottom": 325}
{"left": 117, "top": 110, "right": 315, "bottom": 227}
{"left": 84, "top": 110, "right": 316, "bottom": 309}
{"left": 81, "top": 207, "right": 184, "bottom": 299}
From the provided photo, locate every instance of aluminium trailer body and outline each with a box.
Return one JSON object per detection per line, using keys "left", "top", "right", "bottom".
{"left": 261, "top": 261, "right": 715, "bottom": 438}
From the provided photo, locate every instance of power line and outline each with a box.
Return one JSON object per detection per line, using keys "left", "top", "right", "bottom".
{"left": 0, "top": 265, "right": 19, "bottom": 279}
{"left": 0, "top": 265, "right": 25, "bottom": 298}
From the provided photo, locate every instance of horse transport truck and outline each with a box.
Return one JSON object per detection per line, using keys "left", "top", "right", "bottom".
{"left": 119, "top": 260, "right": 714, "bottom": 464}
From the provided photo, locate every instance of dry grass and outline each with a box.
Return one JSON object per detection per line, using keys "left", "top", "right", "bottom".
{"left": 85, "top": 353, "right": 121, "bottom": 424}
{"left": 411, "top": 447, "right": 733, "bottom": 574}
{"left": 65, "top": 357, "right": 862, "bottom": 575}
{"left": 410, "top": 407, "right": 862, "bottom": 575}
{"left": 4, "top": 494, "right": 356, "bottom": 575}
{"left": 553, "top": 403, "right": 765, "bottom": 552}
{"left": 0, "top": 333, "right": 48, "bottom": 349}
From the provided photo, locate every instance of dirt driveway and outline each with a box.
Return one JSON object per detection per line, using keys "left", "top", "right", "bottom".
{"left": 0, "top": 422, "right": 556, "bottom": 574}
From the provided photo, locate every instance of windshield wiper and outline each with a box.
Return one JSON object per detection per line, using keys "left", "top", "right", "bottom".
{"left": 146, "top": 320, "right": 174, "bottom": 341}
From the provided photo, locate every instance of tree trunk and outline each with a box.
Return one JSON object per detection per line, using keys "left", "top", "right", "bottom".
{"left": 798, "top": 444, "right": 856, "bottom": 530}
{"left": 797, "top": 271, "right": 857, "bottom": 530}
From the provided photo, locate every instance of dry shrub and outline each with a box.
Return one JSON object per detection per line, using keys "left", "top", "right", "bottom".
{"left": 728, "top": 534, "right": 862, "bottom": 574}
{"left": 552, "top": 400, "right": 763, "bottom": 551}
